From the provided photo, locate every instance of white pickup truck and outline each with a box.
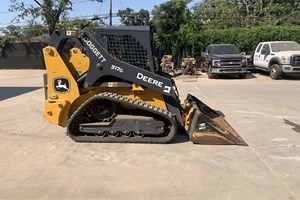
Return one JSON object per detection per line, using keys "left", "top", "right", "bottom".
{"left": 252, "top": 41, "right": 300, "bottom": 79}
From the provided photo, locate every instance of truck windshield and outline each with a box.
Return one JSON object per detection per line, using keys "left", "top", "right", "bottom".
{"left": 271, "top": 42, "right": 300, "bottom": 52}
{"left": 210, "top": 45, "right": 240, "bottom": 54}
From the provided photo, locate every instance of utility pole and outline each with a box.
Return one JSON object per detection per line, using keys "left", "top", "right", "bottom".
{"left": 109, "top": 0, "right": 112, "bottom": 26}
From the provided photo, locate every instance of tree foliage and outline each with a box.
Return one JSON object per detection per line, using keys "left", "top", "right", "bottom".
{"left": 1, "top": 25, "right": 23, "bottom": 39}
{"left": 56, "top": 16, "right": 105, "bottom": 31}
{"left": 22, "top": 23, "right": 48, "bottom": 38}
{"left": 1, "top": 24, "right": 48, "bottom": 40}
{"left": 0, "top": 36, "right": 12, "bottom": 56}
{"left": 0, "top": 23, "right": 46, "bottom": 56}
{"left": 151, "top": 0, "right": 192, "bottom": 63}
{"left": 149, "top": 0, "right": 300, "bottom": 59}
{"left": 117, "top": 8, "right": 150, "bottom": 26}
{"left": 192, "top": 0, "right": 300, "bottom": 28}
{"left": 182, "top": 26, "right": 300, "bottom": 55}
{"left": 10, "top": 0, "right": 72, "bottom": 35}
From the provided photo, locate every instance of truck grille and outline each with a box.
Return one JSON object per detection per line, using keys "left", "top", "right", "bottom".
{"left": 220, "top": 60, "right": 241, "bottom": 66}
{"left": 291, "top": 55, "right": 300, "bottom": 66}
{"left": 220, "top": 68, "right": 243, "bottom": 72}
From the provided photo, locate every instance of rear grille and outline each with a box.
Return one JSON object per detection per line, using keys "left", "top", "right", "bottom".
{"left": 98, "top": 34, "right": 150, "bottom": 71}
{"left": 220, "top": 60, "right": 241, "bottom": 66}
{"left": 291, "top": 55, "right": 300, "bottom": 66}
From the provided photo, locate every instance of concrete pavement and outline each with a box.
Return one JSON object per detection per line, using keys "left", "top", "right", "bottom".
{"left": 0, "top": 70, "right": 299, "bottom": 200}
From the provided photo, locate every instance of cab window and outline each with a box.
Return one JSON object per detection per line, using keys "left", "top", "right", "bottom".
{"left": 256, "top": 44, "right": 263, "bottom": 52}
{"left": 261, "top": 44, "right": 270, "bottom": 54}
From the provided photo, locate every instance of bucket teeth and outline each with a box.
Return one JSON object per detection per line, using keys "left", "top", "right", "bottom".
{"left": 183, "top": 94, "right": 247, "bottom": 146}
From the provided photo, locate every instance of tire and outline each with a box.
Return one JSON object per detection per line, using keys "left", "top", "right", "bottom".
{"left": 269, "top": 64, "right": 281, "bottom": 80}
{"left": 239, "top": 73, "right": 247, "bottom": 79}
{"left": 200, "top": 63, "right": 206, "bottom": 72}
{"left": 208, "top": 66, "right": 215, "bottom": 79}
{"left": 182, "top": 67, "right": 188, "bottom": 75}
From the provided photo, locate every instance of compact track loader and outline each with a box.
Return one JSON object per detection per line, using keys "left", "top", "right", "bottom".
{"left": 43, "top": 26, "right": 247, "bottom": 145}
{"left": 160, "top": 55, "right": 174, "bottom": 75}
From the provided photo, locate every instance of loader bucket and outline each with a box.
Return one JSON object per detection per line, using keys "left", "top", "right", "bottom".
{"left": 182, "top": 94, "right": 247, "bottom": 145}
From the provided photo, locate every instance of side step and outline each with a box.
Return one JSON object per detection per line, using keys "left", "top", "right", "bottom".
{"left": 183, "top": 94, "right": 248, "bottom": 145}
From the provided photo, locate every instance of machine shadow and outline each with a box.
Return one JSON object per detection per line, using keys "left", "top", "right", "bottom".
{"left": 216, "top": 72, "right": 257, "bottom": 80}
{"left": 256, "top": 71, "right": 300, "bottom": 80}
{"left": 0, "top": 87, "right": 42, "bottom": 101}
{"left": 171, "top": 132, "right": 190, "bottom": 144}
{"left": 281, "top": 74, "right": 300, "bottom": 80}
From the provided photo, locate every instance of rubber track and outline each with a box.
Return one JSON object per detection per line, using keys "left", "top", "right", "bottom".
{"left": 67, "top": 92, "right": 177, "bottom": 144}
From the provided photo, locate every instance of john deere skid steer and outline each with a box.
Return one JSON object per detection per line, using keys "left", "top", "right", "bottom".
{"left": 42, "top": 26, "right": 247, "bottom": 145}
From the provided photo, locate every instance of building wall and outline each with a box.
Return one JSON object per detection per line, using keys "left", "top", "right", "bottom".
{"left": 0, "top": 42, "right": 47, "bottom": 69}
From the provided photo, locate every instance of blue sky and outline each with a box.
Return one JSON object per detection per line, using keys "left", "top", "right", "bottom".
{"left": 0, "top": 0, "right": 187, "bottom": 27}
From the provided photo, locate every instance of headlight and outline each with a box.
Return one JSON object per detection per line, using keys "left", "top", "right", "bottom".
{"left": 281, "top": 56, "right": 291, "bottom": 64}
{"left": 212, "top": 60, "right": 221, "bottom": 67}
{"left": 242, "top": 58, "right": 247, "bottom": 65}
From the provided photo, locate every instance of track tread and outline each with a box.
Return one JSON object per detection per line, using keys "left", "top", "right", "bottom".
{"left": 67, "top": 92, "right": 177, "bottom": 144}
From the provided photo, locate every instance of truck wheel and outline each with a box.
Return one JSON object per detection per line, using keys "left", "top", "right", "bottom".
{"left": 208, "top": 66, "right": 215, "bottom": 79}
{"left": 239, "top": 73, "right": 247, "bottom": 79}
{"left": 269, "top": 64, "right": 281, "bottom": 80}
{"left": 200, "top": 63, "right": 205, "bottom": 72}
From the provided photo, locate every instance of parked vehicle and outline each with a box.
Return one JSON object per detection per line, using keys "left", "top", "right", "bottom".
{"left": 251, "top": 41, "right": 300, "bottom": 79}
{"left": 201, "top": 44, "right": 248, "bottom": 79}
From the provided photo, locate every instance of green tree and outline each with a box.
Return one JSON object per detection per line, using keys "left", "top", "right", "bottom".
{"left": 117, "top": 8, "right": 150, "bottom": 26}
{"left": 0, "top": 23, "right": 48, "bottom": 41}
{"left": 22, "top": 23, "right": 48, "bottom": 38}
{"left": 193, "top": 0, "right": 300, "bottom": 28}
{"left": 151, "top": 0, "right": 191, "bottom": 63}
{"left": 57, "top": 16, "right": 105, "bottom": 31}
{"left": 262, "top": 1, "right": 300, "bottom": 26}
{"left": 10, "top": 0, "right": 72, "bottom": 35}
{"left": 0, "top": 25, "right": 19, "bottom": 55}
{"left": 193, "top": 0, "right": 245, "bottom": 28}
{"left": 1, "top": 25, "right": 23, "bottom": 39}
